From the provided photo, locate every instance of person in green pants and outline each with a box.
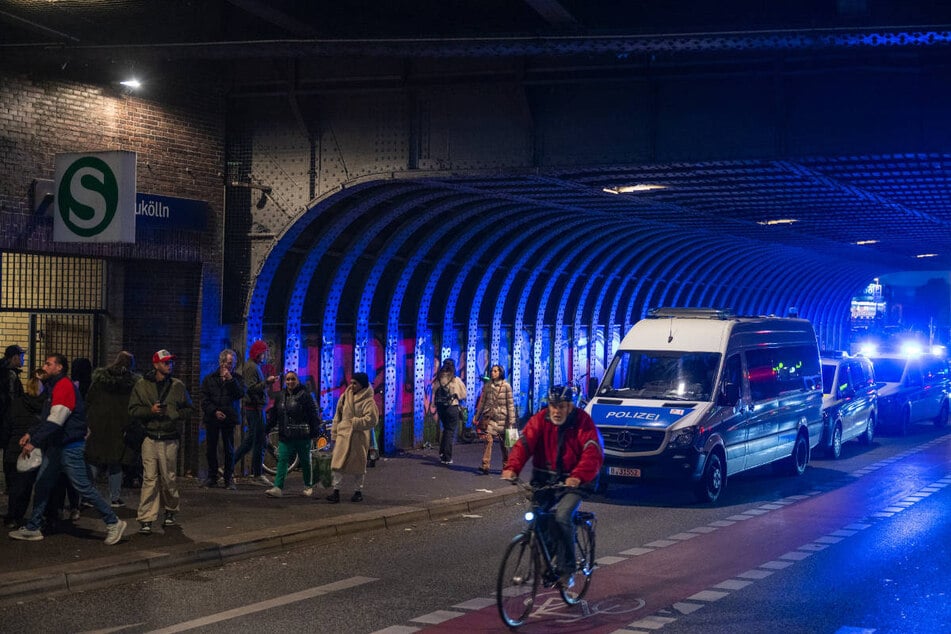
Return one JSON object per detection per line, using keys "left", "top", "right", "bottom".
{"left": 264, "top": 371, "right": 320, "bottom": 497}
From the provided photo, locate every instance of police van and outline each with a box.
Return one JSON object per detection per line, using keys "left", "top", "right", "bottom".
{"left": 586, "top": 308, "right": 823, "bottom": 503}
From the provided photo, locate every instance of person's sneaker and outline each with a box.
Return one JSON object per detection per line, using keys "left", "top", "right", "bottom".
{"left": 201, "top": 479, "right": 218, "bottom": 488}
{"left": 350, "top": 491, "right": 363, "bottom": 502}
{"left": 444, "top": 459, "right": 453, "bottom": 465}
{"left": 9, "top": 527, "right": 43, "bottom": 541}
{"left": 326, "top": 489, "right": 340, "bottom": 503}
{"left": 69, "top": 509, "right": 82, "bottom": 521}
{"left": 257, "top": 475, "right": 273, "bottom": 487}
{"left": 225, "top": 481, "right": 237, "bottom": 491}
{"left": 138, "top": 522, "right": 152, "bottom": 535}
{"left": 302, "top": 487, "right": 314, "bottom": 497}
{"left": 110, "top": 499, "right": 125, "bottom": 508}
{"left": 163, "top": 512, "right": 177, "bottom": 527}
{"left": 265, "top": 487, "right": 283, "bottom": 498}
{"left": 479, "top": 467, "right": 490, "bottom": 475}
{"left": 104, "top": 520, "right": 127, "bottom": 545}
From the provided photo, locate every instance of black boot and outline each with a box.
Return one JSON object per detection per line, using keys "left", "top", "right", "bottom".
{"left": 350, "top": 491, "right": 363, "bottom": 502}
{"left": 326, "top": 489, "right": 340, "bottom": 503}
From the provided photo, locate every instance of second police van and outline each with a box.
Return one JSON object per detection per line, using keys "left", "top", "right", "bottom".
{"left": 586, "top": 308, "right": 824, "bottom": 503}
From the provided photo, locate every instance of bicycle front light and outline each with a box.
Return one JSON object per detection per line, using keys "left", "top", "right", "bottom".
{"left": 524, "top": 511, "right": 534, "bottom": 522}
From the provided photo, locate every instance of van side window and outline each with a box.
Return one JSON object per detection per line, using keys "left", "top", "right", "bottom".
{"left": 746, "top": 345, "right": 821, "bottom": 401}
{"left": 718, "top": 353, "right": 742, "bottom": 406}
{"left": 906, "top": 364, "right": 923, "bottom": 388}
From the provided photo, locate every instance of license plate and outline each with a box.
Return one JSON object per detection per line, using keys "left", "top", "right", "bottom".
{"left": 608, "top": 466, "right": 641, "bottom": 478}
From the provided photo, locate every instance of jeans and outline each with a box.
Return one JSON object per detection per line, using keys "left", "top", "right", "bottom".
{"left": 552, "top": 489, "right": 583, "bottom": 575}
{"left": 205, "top": 422, "right": 236, "bottom": 484}
{"left": 274, "top": 439, "right": 312, "bottom": 489}
{"left": 437, "top": 405, "right": 461, "bottom": 462}
{"left": 27, "top": 443, "right": 118, "bottom": 531}
{"left": 89, "top": 462, "right": 123, "bottom": 502}
{"left": 234, "top": 410, "right": 266, "bottom": 477}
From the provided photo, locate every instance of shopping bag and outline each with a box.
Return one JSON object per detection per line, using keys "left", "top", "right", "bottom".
{"left": 312, "top": 450, "right": 333, "bottom": 489}
{"left": 504, "top": 426, "right": 520, "bottom": 448}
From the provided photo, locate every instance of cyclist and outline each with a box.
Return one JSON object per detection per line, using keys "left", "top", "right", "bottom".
{"left": 501, "top": 385, "right": 604, "bottom": 586}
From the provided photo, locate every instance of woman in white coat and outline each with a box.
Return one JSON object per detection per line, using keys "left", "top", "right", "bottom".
{"left": 326, "top": 372, "right": 379, "bottom": 503}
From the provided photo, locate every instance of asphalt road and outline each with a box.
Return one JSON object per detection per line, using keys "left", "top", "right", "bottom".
{"left": 1, "top": 424, "right": 949, "bottom": 634}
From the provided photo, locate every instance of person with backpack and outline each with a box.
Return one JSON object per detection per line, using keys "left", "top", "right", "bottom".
{"left": 431, "top": 359, "right": 466, "bottom": 465}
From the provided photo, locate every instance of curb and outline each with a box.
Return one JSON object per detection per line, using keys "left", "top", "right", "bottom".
{"left": 0, "top": 485, "right": 523, "bottom": 604}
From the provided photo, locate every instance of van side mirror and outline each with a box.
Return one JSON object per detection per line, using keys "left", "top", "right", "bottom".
{"left": 718, "top": 382, "right": 740, "bottom": 407}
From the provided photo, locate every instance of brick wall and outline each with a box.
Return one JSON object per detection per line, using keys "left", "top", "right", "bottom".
{"left": 0, "top": 71, "right": 227, "bottom": 474}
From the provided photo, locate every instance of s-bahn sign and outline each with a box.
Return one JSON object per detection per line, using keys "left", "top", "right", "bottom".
{"left": 53, "top": 151, "right": 136, "bottom": 243}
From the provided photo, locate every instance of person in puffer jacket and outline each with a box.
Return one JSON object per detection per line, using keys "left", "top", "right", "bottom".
{"left": 474, "top": 364, "right": 516, "bottom": 475}
{"left": 264, "top": 371, "right": 320, "bottom": 498}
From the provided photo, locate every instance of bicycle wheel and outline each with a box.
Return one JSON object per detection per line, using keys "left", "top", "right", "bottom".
{"left": 497, "top": 533, "right": 539, "bottom": 628}
{"left": 559, "top": 517, "right": 595, "bottom": 604}
{"left": 262, "top": 430, "right": 300, "bottom": 475}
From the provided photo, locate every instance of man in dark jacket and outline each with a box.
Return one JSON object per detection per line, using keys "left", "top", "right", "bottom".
{"left": 0, "top": 344, "right": 25, "bottom": 459}
{"left": 9, "top": 354, "right": 127, "bottom": 545}
{"left": 200, "top": 348, "right": 246, "bottom": 490}
{"left": 234, "top": 340, "right": 277, "bottom": 485}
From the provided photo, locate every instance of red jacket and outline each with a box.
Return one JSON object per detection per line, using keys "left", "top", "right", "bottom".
{"left": 506, "top": 406, "right": 604, "bottom": 485}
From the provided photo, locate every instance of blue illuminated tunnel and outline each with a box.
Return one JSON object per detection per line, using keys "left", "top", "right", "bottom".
{"left": 246, "top": 173, "right": 887, "bottom": 453}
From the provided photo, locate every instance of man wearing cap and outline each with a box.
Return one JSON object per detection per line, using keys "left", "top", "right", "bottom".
{"left": 9, "top": 354, "right": 127, "bottom": 545}
{"left": 0, "top": 345, "right": 25, "bottom": 463}
{"left": 234, "top": 340, "right": 277, "bottom": 486}
{"left": 129, "top": 349, "right": 193, "bottom": 535}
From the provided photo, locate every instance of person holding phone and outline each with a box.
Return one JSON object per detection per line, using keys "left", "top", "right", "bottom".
{"left": 200, "top": 349, "right": 246, "bottom": 490}
{"left": 129, "top": 349, "right": 193, "bottom": 535}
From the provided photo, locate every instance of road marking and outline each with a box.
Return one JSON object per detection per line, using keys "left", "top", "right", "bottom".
{"left": 76, "top": 625, "right": 146, "bottom": 634}
{"left": 409, "top": 609, "right": 465, "bottom": 624}
{"left": 143, "top": 576, "right": 377, "bottom": 633}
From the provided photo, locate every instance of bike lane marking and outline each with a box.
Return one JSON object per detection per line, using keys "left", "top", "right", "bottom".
{"left": 377, "top": 435, "right": 951, "bottom": 633}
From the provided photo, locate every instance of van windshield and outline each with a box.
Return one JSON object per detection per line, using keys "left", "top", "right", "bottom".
{"left": 599, "top": 351, "right": 721, "bottom": 401}
{"left": 869, "top": 357, "right": 904, "bottom": 383}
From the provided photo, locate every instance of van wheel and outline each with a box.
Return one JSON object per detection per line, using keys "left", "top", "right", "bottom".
{"left": 785, "top": 431, "right": 809, "bottom": 476}
{"left": 827, "top": 423, "right": 843, "bottom": 460}
{"left": 934, "top": 402, "right": 949, "bottom": 428}
{"left": 694, "top": 451, "right": 724, "bottom": 504}
{"left": 859, "top": 415, "right": 875, "bottom": 445}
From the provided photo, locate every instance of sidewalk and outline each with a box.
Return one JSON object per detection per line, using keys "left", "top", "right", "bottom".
{"left": 0, "top": 442, "right": 521, "bottom": 604}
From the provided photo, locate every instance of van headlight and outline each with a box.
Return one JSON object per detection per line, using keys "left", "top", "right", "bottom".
{"left": 670, "top": 427, "right": 696, "bottom": 448}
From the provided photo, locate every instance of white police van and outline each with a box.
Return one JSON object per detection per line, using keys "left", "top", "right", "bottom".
{"left": 586, "top": 308, "right": 823, "bottom": 503}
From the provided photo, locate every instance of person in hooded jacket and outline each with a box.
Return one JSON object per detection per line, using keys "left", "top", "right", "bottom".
{"left": 84, "top": 351, "right": 140, "bottom": 508}
{"left": 326, "top": 372, "right": 378, "bottom": 503}
{"left": 234, "top": 340, "right": 277, "bottom": 485}
{"left": 264, "top": 371, "right": 320, "bottom": 498}
{"left": 3, "top": 368, "right": 45, "bottom": 529}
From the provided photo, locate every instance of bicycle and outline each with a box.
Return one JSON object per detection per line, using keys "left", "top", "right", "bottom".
{"left": 496, "top": 480, "right": 597, "bottom": 628}
{"left": 262, "top": 420, "right": 332, "bottom": 475}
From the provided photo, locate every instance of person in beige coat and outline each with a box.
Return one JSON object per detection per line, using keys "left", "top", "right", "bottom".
{"left": 326, "top": 372, "right": 379, "bottom": 503}
{"left": 474, "top": 364, "right": 516, "bottom": 475}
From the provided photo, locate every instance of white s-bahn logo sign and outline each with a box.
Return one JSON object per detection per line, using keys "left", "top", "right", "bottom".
{"left": 53, "top": 151, "right": 136, "bottom": 243}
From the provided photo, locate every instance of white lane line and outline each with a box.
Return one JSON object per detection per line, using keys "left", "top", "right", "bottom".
{"left": 143, "top": 576, "right": 377, "bottom": 634}
{"left": 671, "top": 601, "right": 705, "bottom": 614}
{"left": 453, "top": 597, "right": 495, "bottom": 610}
{"left": 625, "top": 615, "right": 678, "bottom": 629}
{"left": 409, "top": 610, "right": 465, "bottom": 624}
{"left": 689, "top": 526, "right": 718, "bottom": 534}
{"left": 370, "top": 627, "right": 421, "bottom": 634}
{"left": 597, "top": 555, "right": 629, "bottom": 565}
{"left": 687, "top": 589, "right": 729, "bottom": 601}
{"left": 645, "top": 539, "right": 678, "bottom": 547}
{"left": 668, "top": 532, "right": 700, "bottom": 540}
{"left": 714, "top": 579, "right": 752, "bottom": 590}
{"left": 737, "top": 568, "right": 774, "bottom": 579}
{"left": 620, "top": 546, "right": 655, "bottom": 556}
